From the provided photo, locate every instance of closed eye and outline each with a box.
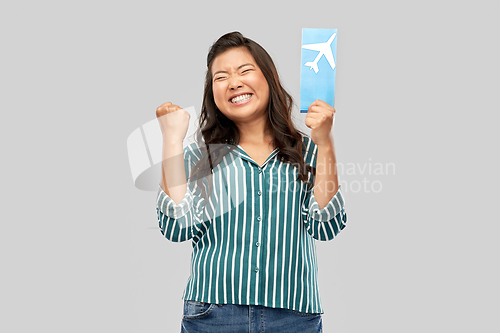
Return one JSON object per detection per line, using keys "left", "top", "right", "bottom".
{"left": 214, "top": 76, "right": 227, "bottom": 81}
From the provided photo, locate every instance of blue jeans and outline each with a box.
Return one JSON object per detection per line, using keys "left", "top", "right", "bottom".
{"left": 180, "top": 300, "right": 323, "bottom": 333}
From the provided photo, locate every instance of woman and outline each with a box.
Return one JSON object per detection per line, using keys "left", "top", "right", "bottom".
{"left": 156, "top": 31, "right": 347, "bottom": 333}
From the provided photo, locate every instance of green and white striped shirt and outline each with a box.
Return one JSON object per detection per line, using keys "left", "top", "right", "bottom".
{"left": 156, "top": 135, "right": 347, "bottom": 314}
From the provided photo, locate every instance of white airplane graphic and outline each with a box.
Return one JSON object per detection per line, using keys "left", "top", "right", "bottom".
{"left": 302, "top": 32, "right": 336, "bottom": 74}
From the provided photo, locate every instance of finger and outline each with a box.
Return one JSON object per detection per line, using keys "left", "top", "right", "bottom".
{"left": 308, "top": 105, "right": 334, "bottom": 118}
{"left": 156, "top": 102, "right": 173, "bottom": 117}
{"left": 305, "top": 116, "right": 321, "bottom": 129}
{"left": 308, "top": 105, "right": 327, "bottom": 113}
{"left": 157, "top": 102, "right": 172, "bottom": 109}
{"left": 313, "top": 99, "right": 333, "bottom": 108}
{"left": 305, "top": 113, "right": 323, "bottom": 121}
{"left": 306, "top": 120, "right": 321, "bottom": 129}
{"left": 308, "top": 101, "right": 329, "bottom": 109}
{"left": 305, "top": 117, "right": 314, "bottom": 129}
{"left": 307, "top": 104, "right": 326, "bottom": 114}
{"left": 308, "top": 99, "right": 329, "bottom": 109}
{"left": 166, "top": 104, "right": 182, "bottom": 114}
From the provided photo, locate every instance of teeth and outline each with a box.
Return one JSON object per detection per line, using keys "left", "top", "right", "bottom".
{"left": 231, "top": 94, "right": 251, "bottom": 104}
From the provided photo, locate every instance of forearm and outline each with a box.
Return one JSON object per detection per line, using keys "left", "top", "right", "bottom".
{"left": 160, "top": 139, "right": 187, "bottom": 205}
{"left": 313, "top": 138, "right": 339, "bottom": 210}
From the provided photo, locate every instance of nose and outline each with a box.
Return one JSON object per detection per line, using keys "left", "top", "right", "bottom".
{"left": 228, "top": 76, "right": 243, "bottom": 90}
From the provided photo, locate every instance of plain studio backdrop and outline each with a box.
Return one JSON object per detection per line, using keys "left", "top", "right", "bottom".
{"left": 1, "top": 0, "right": 498, "bottom": 332}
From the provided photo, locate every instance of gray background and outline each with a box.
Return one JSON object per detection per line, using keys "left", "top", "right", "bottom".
{"left": 2, "top": 0, "right": 498, "bottom": 332}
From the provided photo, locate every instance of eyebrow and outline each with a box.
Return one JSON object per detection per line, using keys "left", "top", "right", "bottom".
{"left": 213, "top": 63, "right": 255, "bottom": 77}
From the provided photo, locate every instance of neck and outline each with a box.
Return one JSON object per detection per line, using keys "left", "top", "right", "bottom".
{"left": 235, "top": 118, "right": 273, "bottom": 145}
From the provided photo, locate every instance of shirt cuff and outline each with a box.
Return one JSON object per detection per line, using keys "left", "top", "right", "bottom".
{"left": 156, "top": 185, "right": 194, "bottom": 219}
{"left": 309, "top": 185, "right": 345, "bottom": 222}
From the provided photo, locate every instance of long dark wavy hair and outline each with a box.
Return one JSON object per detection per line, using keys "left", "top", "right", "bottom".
{"left": 189, "top": 31, "right": 315, "bottom": 200}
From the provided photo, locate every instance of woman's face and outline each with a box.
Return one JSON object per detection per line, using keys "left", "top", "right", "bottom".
{"left": 211, "top": 47, "right": 270, "bottom": 125}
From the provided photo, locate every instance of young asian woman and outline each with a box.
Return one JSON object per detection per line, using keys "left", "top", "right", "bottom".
{"left": 155, "top": 31, "right": 347, "bottom": 333}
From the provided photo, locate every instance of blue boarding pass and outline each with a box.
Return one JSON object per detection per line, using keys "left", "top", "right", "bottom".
{"left": 300, "top": 28, "right": 337, "bottom": 113}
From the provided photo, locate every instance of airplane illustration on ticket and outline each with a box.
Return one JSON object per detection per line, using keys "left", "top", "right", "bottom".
{"left": 302, "top": 32, "right": 336, "bottom": 74}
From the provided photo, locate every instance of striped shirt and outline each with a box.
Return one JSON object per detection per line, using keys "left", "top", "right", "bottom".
{"left": 156, "top": 135, "right": 347, "bottom": 314}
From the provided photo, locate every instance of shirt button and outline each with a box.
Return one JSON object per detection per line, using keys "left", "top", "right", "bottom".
{"left": 255, "top": 242, "right": 260, "bottom": 247}
{"left": 255, "top": 267, "right": 259, "bottom": 272}
{"left": 258, "top": 168, "right": 262, "bottom": 173}
{"left": 257, "top": 191, "right": 262, "bottom": 196}
{"left": 257, "top": 216, "right": 261, "bottom": 221}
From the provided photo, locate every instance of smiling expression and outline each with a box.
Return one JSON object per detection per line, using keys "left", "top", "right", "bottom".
{"left": 211, "top": 47, "right": 270, "bottom": 125}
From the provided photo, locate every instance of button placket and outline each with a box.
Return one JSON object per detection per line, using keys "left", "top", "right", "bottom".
{"left": 254, "top": 164, "right": 263, "bottom": 277}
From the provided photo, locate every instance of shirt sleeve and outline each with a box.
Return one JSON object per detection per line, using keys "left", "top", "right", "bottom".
{"left": 155, "top": 145, "right": 208, "bottom": 243}
{"left": 301, "top": 185, "right": 348, "bottom": 241}
{"left": 299, "top": 134, "right": 348, "bottom": 241}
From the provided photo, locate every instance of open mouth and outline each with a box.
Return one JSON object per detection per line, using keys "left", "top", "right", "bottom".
{"left": 229, "top": 93, "right": 253, "bottom": 105}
